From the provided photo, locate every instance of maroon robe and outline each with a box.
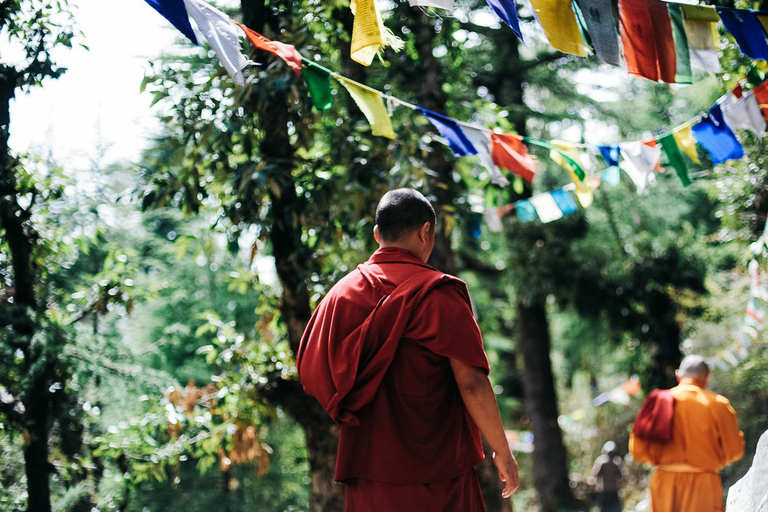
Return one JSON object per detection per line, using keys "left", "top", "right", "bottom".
{"left": 297, "top": 247, "right": 490, "bottom": 488}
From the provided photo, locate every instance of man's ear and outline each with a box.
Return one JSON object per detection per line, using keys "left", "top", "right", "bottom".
{"left": 420, "top": 221, "right": 432, "bottom": 241}
{"left": 373, "top": 225, "right": 381, "bottom": 244}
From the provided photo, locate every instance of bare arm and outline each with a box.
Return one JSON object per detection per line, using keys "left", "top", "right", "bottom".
{"left": 450, "top": 358, "right": 520, "bottom": 498}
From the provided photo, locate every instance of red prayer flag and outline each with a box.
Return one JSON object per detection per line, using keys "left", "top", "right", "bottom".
{"left": 235, "top": 22, "right": 303, "bottom": 77}
{"left": 491, "top": 133, "right": 537, "bottom": 182}
{"left": 733, "top": 83, "right": 744, "bottom": 99}
{"left": 619, "top": 0, "right": 677, "bottom": 83}
{"left": 632, "top": 388, "right": 675, "bottom": 442}
{"left": 754, "top": 80, "right": 768, "bottom": 117}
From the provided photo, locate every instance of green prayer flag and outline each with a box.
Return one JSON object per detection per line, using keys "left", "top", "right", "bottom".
{"left": 668, "top": 4, "right": 692, "bottom": 85}
{"left": 659, "top": 134, "right": 692, "bottom": 187}
{"left": 302, "top": 64, "right": 334, "bottom": 111}
{"left": 747, "top": 65, "right": 764, "bottom": 87}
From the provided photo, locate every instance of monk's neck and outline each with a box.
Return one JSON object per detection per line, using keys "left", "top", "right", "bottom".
{"left": 679, "top": 378, "right": 706, "bottom": 388}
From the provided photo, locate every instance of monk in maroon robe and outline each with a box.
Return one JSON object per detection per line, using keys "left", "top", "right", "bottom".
{"left": 298, "top": 188, "right": 519, "bottom": 511}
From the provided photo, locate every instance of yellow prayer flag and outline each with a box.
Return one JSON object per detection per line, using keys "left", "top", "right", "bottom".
{"left": 756, "top": 13, "right": 768, "bottom": 35}
{"left": 336, "top": 76, "right": 395, "bottom": 139}
{"left": 550, "top": 141, "right": 593, "bottom": 207}
{"left": 350, "top": 0, "right": 403, "bottom": 66}
{"left": 527, "top": 0, "right": 589, "bottom": 57}
{"left": 672, "top": 124, "right": 700, "bottom": 164}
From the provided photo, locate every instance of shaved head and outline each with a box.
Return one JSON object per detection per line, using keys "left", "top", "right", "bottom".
{"left": 677, "top": 355, "right": 710, "bottom": 381}
{"left": 375, "top": 189, "right": 435, "bottom": 242}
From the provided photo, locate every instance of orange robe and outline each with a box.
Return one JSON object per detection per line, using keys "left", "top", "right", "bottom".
{"left": 629, "top": 382, "right": 745, "bottom": 512}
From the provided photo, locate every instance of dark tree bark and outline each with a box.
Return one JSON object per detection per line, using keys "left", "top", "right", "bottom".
{"left": 516, "top": 299, "right": 574, "bottom": 512}
{"left": 1, "top": 65, "right": 53, "bottom": 512}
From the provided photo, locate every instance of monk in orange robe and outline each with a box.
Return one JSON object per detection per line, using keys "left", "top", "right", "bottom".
{"left": 298, "top": 188, "right": 519, "bottom": 511}
{"left": 629, "top": 355, "right": 744, "bottom": 512}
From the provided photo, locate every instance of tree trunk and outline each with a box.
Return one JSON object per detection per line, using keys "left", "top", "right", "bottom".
{"left": 1, "top": 67, "right": 53, "bottom": 512}
{"left": 516, "top": 299, "right": 574, "bottom": 512}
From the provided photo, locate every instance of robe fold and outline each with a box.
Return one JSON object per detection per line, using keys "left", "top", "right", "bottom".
{"left": 629, "top": 382, "right": 745, "bottom": 512}
{"left": 298, "top": 247, "right": 489, "bottom": 487}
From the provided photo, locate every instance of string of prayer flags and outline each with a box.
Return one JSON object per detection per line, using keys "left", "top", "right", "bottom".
{"left": 302, "top": 63, "right": 334, "bottom": 111}
{"left": 550, "top": 141, "right": 593, "bottom": 207}
{"left": 145, "top": 0, "right": 198, "bottom": 45}
{"left": 491, "top": 133, "right": 537, "bottom": 183}
{"left": 182, "top": 0, "right": 249, "bottom": 86}
{"left": 658, "top": 133, "right": 691, "bottom": 187}
{"left": 593, "top": 377, "right": 642, "bottom": 406}
{"left": 619, "top": 141, "right": 661, "bottom": 194}
{"left": 679, "top": 5, "right": 722, "bottom": 73}
{"left": 672, "top": 124, "right": 700, "bottom": 163}
{"left": 408, "top": 0, "right": 456, "bottom": 11}
{"left": 691, "top": 105, "right": 745, "bottom": 164}
{"left": 350, "top": 0, "right": 403, "bottom": 66}
{"left": 574, "top": 0, "right": 621, "bottom": 66}
{"left": 527, "top": 0, "right": 589, "bottom": 57}
{"left": 667, "top": 4, "right": 692, "bottom": 84}
{"left": 484, "top": 0, "right": 523, "bottom": 41}
{"left": 516, "top": 200, "right": 538, "bottom": 222}
{"left": 337, "top": 76, "right": 395, "bottom": 139}
{"left": 236, "top": 23, "right": 302, "bottom": 76}
{"left": 599, "top": 145, "right": 621, "bottom": 167}
{"left": 530, "top": 193, "right": 564, "bottom": 223}
{"left": 716, "top": 8, "right": 768, "bottom": 61}
{"left": 618, "top": 0, "right": 677, "bottom": 83}
{"left": 420, "top": 109, "right": 478, "bottom": 156}
{"left": 721, "top": 91, "right": 767, "bottom": 138}
{"left": 463, "top": 128, "right": 510, "bottom": 187}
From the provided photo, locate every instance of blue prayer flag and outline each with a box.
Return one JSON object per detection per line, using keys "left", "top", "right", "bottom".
{"left": 145, "top": 0, "right": 199, "bottom": 45}
{"left": 692, "top": 105, "right": 745, "bottom": 164}
{"left": 598, "top": 145, "right": 621, "bottom": 167}
{"left": 516, "top": 200, "right": 538, "bottom": 222}
{"left": 419, "top": 108, "right": 478, "bottom": 157}
{"left": 550, "top": 189, "right": 578, "bottom": 215}
{"left": 716, "top": 8, "right": 768, "bottom": 60}
{"left": 484, "top": 0, "right": 523, "bottom": 41}
{"left": 601, "top": 166, "right": 621, "bottom": 186}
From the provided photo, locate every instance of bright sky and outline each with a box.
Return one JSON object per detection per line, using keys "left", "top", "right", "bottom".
{"left": 8, "top": 0, "right": 183, "bottom": 170}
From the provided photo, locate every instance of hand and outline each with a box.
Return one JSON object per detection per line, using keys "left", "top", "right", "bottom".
{"left": 493, "top": 450, "right": 520, "bottom": 498}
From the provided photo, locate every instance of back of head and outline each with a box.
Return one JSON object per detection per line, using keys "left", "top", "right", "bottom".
{"left": 375, "top": 189, "right": 436, "bottom": 242}
{"left": 678, "top": 355, "right": 710, "bottom": 381}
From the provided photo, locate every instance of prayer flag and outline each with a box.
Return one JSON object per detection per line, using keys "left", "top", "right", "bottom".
{"left": 753, "top": 80, "right": 768, "bottom": 117}
{"left": 668, "top": 4, "right": 692, "bottom": 84}
{"left": 302, "top": 63, "right": 334, "bottom": 111}
{"left": 484, "top": 0, "right": 523, "bottom": 41}
{"left": 236, "top": 23, "right": 302, "bottom": 76}
{"left": 420, "top": 109, "right": 477, "bottom": 157}
{"left": 757, "top": 12, "right": 768, "bottom": 34}
{"left": 749, "top": 259, "right": 768, "bottom": 301}
{"left": 183, "top": 0, "right": 249, "bottom": 86}
{"left": 350, "top": 0, "right": 403, "bottom": 66}
{"left": 491, "top": 133, "right": 537, "bottom": 182}
{"left": 680, "top": 5, "right": 721, "bottom": 73}
{"left": 619, "top": 141, "right": 661, "bottom": 194}
{"left": 463, "top": 128, "right": 510, "bottom": 187}
{"left": 516, "top": 200, "right": 537, "bottom": 222}
{"left": 484, "top": 208, "right": 503, "bottom": 233}
{"left": 527, "top": 0, "right": 589, "bottom": 57}
{"left": 601, "top": 166, "right": 621, "bottom": 186}
{"left": 721, "top": 91, "right": 766, "bottom": 138}
{"left": 530, "top": 193, "right": 563, "bottom": 223}
{"left": 598, "top": 145, "right": 620, "bottom": 167}
{"left": 337, "top": 77, "right": 395, "bottom": 139}
{"left": 692, "top": 105, "right": 745, "bottom": 164}
{"left": 145, "top": 0, "right": 198, "bottom": 45}
{"left": 618, "top": 0, "right": 677, "bottom": 83}
{"left": 716, "top": 8, "right": 768, "bottom": 61}
{"left": 551, "top": 141, "right": 592, "bottom": 207}
{"left": 746, "top": 297, "right": 765, "bottom": 328}
{"left": 408, "top": 0, "right": 456, "bottom": 11}
{"left": 550, "top": 189, "right": 578, "bottom": 215}
{"left": 658, "top": 133, "right": 691, "bottom": 187}
{"left": 672, "top": 124, "right": 700, "bottom": 163}
{"left": 574, "top": 0, "right": 621, "bottom": 66}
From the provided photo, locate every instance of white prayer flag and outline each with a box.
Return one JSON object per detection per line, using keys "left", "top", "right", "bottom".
{"left": 408, "top": 0, "right": 456, "bottom": 10}
{"left": 183, "top": 0, "right": 249, "bottom": 86}
{"left": 530, "top": 193, "right": 563, "bottom": 223}
{"left": 722, "top": 91, "right": 766, "bottom": 138}
{"left": 463, "top": 127, "right": 510, "bottom": 187}
{"left": 619, "top": 142, "right": 661, "bottom": 194}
